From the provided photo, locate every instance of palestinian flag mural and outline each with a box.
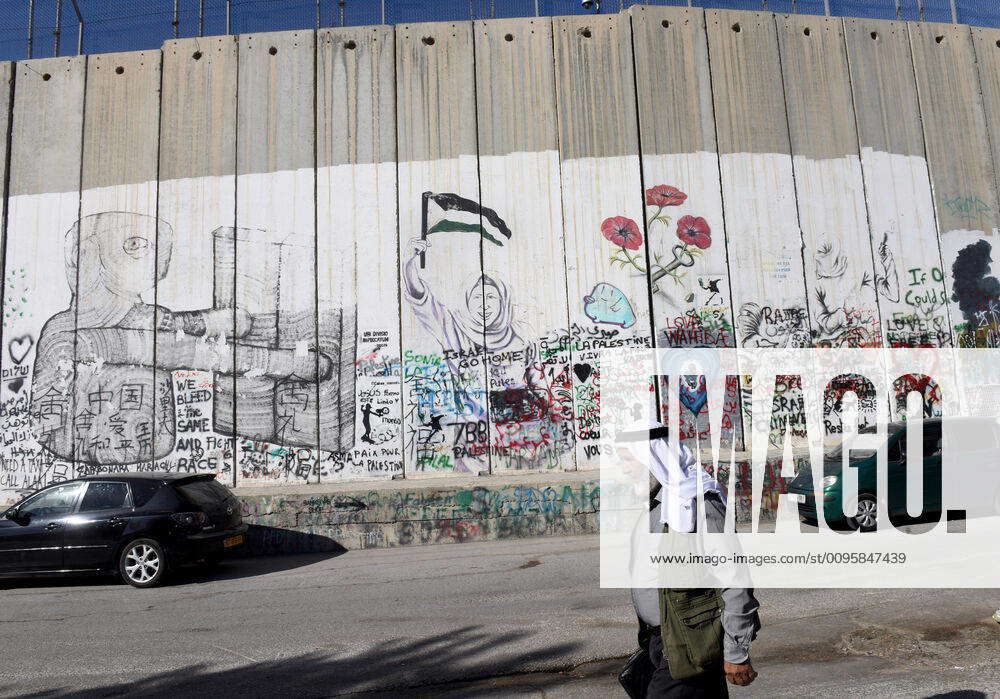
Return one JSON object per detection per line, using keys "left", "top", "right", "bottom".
{"left": 421, "top": 192, "right": 512, "bottom": 267}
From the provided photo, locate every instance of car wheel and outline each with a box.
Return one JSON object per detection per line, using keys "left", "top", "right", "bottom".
{"left": 119, "top": 538, "right": 167, "bottom": 588}
{"left": 848, "top": 494, "right": 878, "bottom": 533}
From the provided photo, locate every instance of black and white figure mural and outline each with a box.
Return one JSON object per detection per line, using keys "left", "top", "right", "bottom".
{"left": 29, "top": 212, "right": 356, "bottom": 473}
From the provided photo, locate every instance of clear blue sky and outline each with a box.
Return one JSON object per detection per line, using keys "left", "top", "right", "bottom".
{"left": 0, "top": 0, "right": 995, "bottom": 61}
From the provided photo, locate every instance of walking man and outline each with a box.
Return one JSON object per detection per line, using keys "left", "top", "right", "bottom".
{"left": 621, "top": 422, "right": 760, "bottom": 697}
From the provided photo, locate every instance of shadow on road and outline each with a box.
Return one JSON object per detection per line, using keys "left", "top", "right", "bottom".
{"left": 12, "top": 626, "right": 590, "bottom": 698}
{"left": 0, "top": 527, "right": 348, "bottom": 591}
{"left": 167, "top": 550, "right": 347, "bottom": 586}
{"left": 242, "top": 524, "right": 350, "bottom": 556}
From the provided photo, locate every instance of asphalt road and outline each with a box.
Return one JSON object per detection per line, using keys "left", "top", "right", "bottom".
{"left": 0, "top": 535, "right": 998, "bottom": 697}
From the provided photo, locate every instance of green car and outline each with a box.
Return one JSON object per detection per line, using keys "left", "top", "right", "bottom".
{"left": 787, "top": 417, "right": 1000, "bottom": 532}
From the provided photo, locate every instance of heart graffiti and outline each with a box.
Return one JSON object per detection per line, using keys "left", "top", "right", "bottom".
{"left": 8, "top": 335, "right": 33, "bottom": 365}
{"left": 678, "top": 377, "right": 708, "bottom": 416}
{"left": 573, "top": 363, "right": 593, "bottom": 383}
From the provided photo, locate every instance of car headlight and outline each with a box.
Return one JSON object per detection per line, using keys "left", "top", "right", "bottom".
{"left": 822, "top": 475, "right": 839, "bottom": 489}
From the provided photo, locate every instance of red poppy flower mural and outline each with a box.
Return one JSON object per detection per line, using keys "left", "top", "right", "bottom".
{"left": 645, "top": 185, "right": 687, "bottom": 208}
{"left": 601, "top": 216, "right": 643, "bottom": 250}
{"left": 676, "top": 215, "right": 711, "bottom": 249}
{"left": 603, "top": 185, "right": 713, "bottom": 285}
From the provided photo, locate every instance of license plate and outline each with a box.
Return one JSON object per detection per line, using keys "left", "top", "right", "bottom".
{"left": 224, "top": 535, "right": 244, "bottom": 548}
{"left": 792, "top": 493, "right": 806, "bottom": 504}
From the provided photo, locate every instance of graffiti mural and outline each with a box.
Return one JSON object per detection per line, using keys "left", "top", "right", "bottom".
{"left": 583, "top": 283, "right": 636, "bottom": 328}
{"left": 952, "top": 239, "right": 1000, "bottom": 348}
{"left": 20, "top": 212, "right": 358, "bottom": 488}
{"left": 863, "top": 231, "right": 953, "bottom": 349}
{"left": 737, "top": 303, "right": 810, "bottom": 349}
{"left": 808, "top": 237, "right": 881, "bottom": 348}
{"left": 7, "top": 17, "right": 1000, "bottom": 510}
{"left": 0, "top": 162, "right": 966, "bottom": 502}
{"left": 565, "top": 199, "right": 655, "bottom": 466}
{"left": 402, "top": 194, "right": 574, "bottom": 474}
{"left": 614, "top": 183, "right": 742, "bottom": 449}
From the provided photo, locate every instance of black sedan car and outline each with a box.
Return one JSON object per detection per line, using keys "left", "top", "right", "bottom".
{"left": 0, "top": 473, "right": 247, "bottom": 587}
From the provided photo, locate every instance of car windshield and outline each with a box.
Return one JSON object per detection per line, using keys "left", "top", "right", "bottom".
{"left": 19, "top": 482, "right": 84, "bottom": 518}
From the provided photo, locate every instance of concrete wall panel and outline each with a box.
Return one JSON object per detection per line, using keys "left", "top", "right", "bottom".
{"left": 235, "top": 30, "right": 318, "bottom": 484}
{"left": 707, "top": 11, "right": 811, "bottom": 350}
{"left": 631, "top": 6, "right": 742, "bottom": 448}
{"left": 0, "top": 62, "right": 10, "bottom": 233}
{"left": 910, "top": 23, "right": 999, "bottom": 239}
{"left": 632, "top": 6, "right": 734, "bottom": 350}
{"left": 396, "top": 22, "right": 486, "bottom": 476}
{"left": 775, "top": 14, "right": 887, "bottom": 442}
{"left": 1, "top": 57, "right": 83, "bottom": 500}
{"left": 316, "top": 25, "right": 400, "bottom": 479}
{"left": 910, "top": 22, "right": 1000, "bottom": 349}
{"left": 972, "top": 26, "right": 1000, "bottom": 214}
{"left": 475, "top": 17, "right": 575, "bottom": 473}
{"left": 844, "top": 18, "right": 951, "bottom": 350}
{"left": 969, "top": 26, "right": 1000, "bottom": 349}
{"left": 77, "top": 51, "right": 162, "bottom": 470}
{"left": 157, "top": 36, "right": 238, "bottom": 484}
{"left": 777, "top": 14, "right": 881, "bottom": 350}
{"left": 553, "top": 14, "right": 650, "bottom": 469}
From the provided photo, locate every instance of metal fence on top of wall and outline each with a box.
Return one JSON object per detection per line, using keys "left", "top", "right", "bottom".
{"left": 1, "top": 0, "right": 999, "bottom": 60}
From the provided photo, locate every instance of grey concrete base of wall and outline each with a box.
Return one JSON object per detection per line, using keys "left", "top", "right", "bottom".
{"left": 235, "top": 471, "right": 601, "bottom": 554}
{"left": 233, "top": 449, "right": 795, "bottom": 554}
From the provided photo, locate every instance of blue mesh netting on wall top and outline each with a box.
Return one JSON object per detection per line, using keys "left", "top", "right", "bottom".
{"left": 1, "top": 0, "right": 998, "bottom": 61}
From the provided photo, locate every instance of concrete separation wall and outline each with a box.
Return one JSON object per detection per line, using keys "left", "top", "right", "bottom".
{"left": 1, "top": 6, "right": 999, "bottom": 542}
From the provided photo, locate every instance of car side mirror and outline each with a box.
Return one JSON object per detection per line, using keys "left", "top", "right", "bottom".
{"left": 6, "top": 508, "right": 28, "bottom": 525}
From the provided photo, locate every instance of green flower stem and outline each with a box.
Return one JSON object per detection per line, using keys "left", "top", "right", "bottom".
{"left": 611, "top": 242, "right": 702, "bottom": 281}
{"left": 646, "top": 205, "right": 673, "bottom": 229}
{"left": 613, "top": 246, "right": 648, "bottom": 275}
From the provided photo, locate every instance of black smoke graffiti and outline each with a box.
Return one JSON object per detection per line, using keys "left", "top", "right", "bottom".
{"left": 952, "top": 239, "right": 1000, "bottom": 347}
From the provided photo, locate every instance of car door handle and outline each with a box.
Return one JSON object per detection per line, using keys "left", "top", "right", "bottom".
{"left": 44, "top": 522, "right": 63, "bottom": 531}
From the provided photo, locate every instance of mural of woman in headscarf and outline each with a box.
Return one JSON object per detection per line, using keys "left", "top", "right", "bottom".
{"left": 403, "top": 237, "right": 529, "bottom": 376}
{"left": 32, "top": 212, "right": 331, "bottom": 466}
{"left": 403, "top": 237, "right": 571, "bottom": 471}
